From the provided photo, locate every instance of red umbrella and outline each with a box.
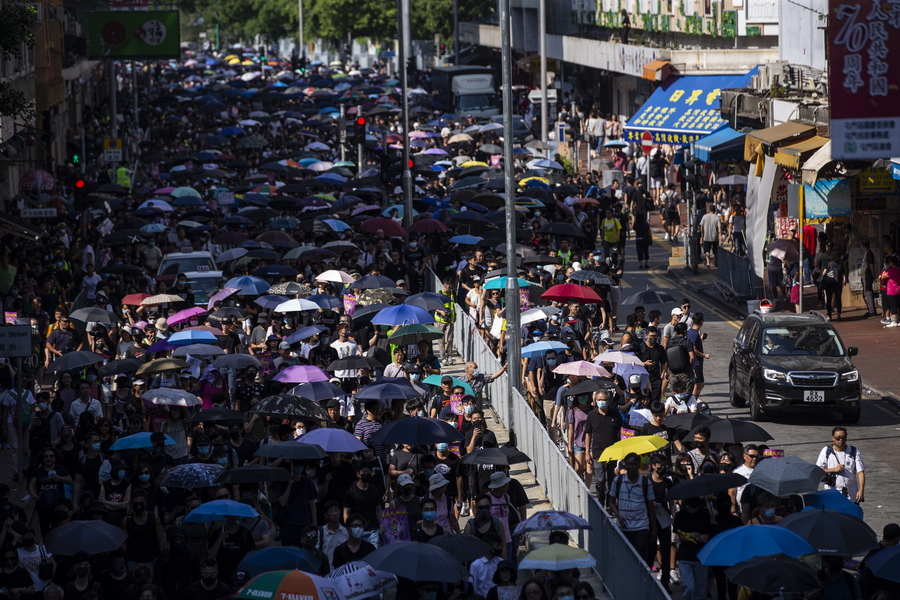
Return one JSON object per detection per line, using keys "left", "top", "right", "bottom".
{"left": 408, "top": 219, "right": 449, "bottom": 234}
{"left": 542, "top": 284, "right": 603, "bottom": 304}
{"left": 360, "top": 217, "right": 406, "bottom": 238}
{"left": 121, "top": 293, "right": 151, "bottom": 305}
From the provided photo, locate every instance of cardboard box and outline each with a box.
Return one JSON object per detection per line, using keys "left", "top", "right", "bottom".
{"left": 669, "top": 256, "right": 686, "bottom": 266}
{"left": 671, "top": 246, "right": 685, "bottom": 258}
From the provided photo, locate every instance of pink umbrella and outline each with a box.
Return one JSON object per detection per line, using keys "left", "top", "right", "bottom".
{"left": 207, "top": 287, "right": 242, "bottom": 310}
{"left": 155, "top": 187, "right": 175, "bottom": 194}
{"left": 552, "top": 361, "right": 611, "bottom": 378}
{"left": 167, "top": 306, "right": 207, "bottom": 326}
{"left": 273, "top": 365, "right": 330, "bottom": 384}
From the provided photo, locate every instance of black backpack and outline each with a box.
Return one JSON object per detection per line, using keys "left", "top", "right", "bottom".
{"left": 666, "top": 338, "right": 691, "bottom": 372}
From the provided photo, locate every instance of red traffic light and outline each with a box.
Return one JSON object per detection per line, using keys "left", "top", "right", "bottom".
{"left": 75, "top": 179, "right": 86, "bottom": 189}
{"left": 407, "top": 160, "right": 414, "bottom": 169}
{"left": 356, "top": 117, "right": 366, "bottom": 126}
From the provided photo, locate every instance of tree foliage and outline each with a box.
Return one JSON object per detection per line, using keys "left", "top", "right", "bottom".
{"left": 0, "top": 4, "right": 37, "bottom": 121}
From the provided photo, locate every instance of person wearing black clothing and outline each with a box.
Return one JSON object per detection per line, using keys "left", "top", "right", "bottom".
{"left": 154, "top": 526, "right": 199, "bottom": 600}
{"left": 100, "top": 555, "right": 132, "bottom": 600}
{"left": 640, "top": 402, "right": 677, "bottom": 459}
{"left": 206, "top": 517, "right": 255, "bottom": 584}
{"left": 0, "top": 543, "right": 35, "bottom": 598}
{"left": 232, "top": 369, "right": 265, "bottom": 414}
{"left": 226, "top": 423, "right": 258, "bottom": 466}
{"left": 216, "top": 320, "right": 242, "bottom": 355}
{"left": 584, "top": 390, "right": 622, "bottom": 498}
{"left": 647, "top": 456, "right": 674, "bottom": 592}
{"left": 29, "top": 448, "right": 72, "bottom": 536}
{"left": 297, "top": 525, "right": 331, "bottom": 576}
{"left": 331, "top": 514, "right": 375, "bottom": 568}
{"left": 636, "top": 328, "right": 666, "bottom": 401}
{"left": 674, "top": 497, "right": 713, "bottom": 600}
{"left": 183, "top": 559, "right": 231, "bottom": 600}
{"left": 710, "top": 494, "right": 742, "bottom": 600}
{"left": 63, "top": 551, "right": 104, "bottom": 600}
{"left": 342, "top": 463, "right": 381, "bottom": 534}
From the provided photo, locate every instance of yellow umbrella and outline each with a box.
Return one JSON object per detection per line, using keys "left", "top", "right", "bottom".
{"left": 518, "top": 545, "right": 596, "bottom": 571}
{"left": 228, "top": 58, "right": 241, "bottom": 65}
{"left": 518, "top": 176, "right": 549, "bottom": 186}
{"left": 460, "top": 160, "right": 489, "bottom": 167}
{"left": 597, "top": 435, "right": 669, "bottom": 463}
{"left": 224, "top": 54, "right": 238, "bottom": 61}
{"left": 241, "top": 60, "right": 255, "bottom": 66}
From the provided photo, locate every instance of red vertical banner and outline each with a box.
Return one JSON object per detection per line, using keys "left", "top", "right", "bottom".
{"left": 829, "top": 0, "right": 900, "bottom": 159}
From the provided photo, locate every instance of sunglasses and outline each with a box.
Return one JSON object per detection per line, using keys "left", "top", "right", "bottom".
{"left": 833, "top": 436, "right": 846, "bottom": 441}
{"left": 745, "top": 454, "right": 760, "bottom": 459}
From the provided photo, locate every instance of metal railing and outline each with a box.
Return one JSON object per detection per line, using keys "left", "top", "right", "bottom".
{"left": 428, "top": 270, "right": 670, "bottom": 600}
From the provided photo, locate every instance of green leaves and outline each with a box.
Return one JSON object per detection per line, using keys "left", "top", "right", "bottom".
{"left": 0, "top": 4, "right": 37, "bottom": 61}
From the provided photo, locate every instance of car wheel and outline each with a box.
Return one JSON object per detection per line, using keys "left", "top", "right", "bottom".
{"left": 843, "top": 410, "right": 861, "bottom": 424}
{"left": 749, "top": 385, "right": 766, "bottom": 422}
{"left": 729, "top": 367, "right": 746, "bottom": 408}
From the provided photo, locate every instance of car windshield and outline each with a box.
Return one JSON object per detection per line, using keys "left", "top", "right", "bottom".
{"left": 187, "top": 277, "right": 220, "bottom": 306}
{"left": 159, "top": 257, "right": 214, "bottom": 275}
{"left": 761, "top": 326, "right": 845, "bottom": 357}
{"left": 459, "top": 94, "right": 497, "bottom": 111}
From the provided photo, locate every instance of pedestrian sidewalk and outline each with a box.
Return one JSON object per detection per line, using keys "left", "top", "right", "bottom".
{"left": 665, "top": 262, "right": 900, "bottom": 403}
{"left": 439, "top": 358, "right": 609, "bottom": 597}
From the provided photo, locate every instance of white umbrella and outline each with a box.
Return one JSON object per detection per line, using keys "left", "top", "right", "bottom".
{"left": 239, "top": 119, "right": 262, "bottom": 127}
{"left": 316, "top": 270, "right": 355, "bottom": 284}
{"left": 594, "top": 350, "right": 645, "bottom": 365}
{"left": 276, "top": 298, "right": 321, "bottom": 312}
{"left": 328, "top": 561, "right": 396, "bottom": 600}
{"left": 521, "top": 306, "right": 561, "bottom": 325}
{"left": 142, "top": 389, "right": 202, "bottom": 407}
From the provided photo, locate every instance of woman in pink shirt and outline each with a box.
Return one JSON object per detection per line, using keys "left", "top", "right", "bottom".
{"left": 882, "top": 255, "right": 900, "bottom": 327}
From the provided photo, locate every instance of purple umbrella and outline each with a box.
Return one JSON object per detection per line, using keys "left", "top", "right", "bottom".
{"left": 423, "top": 148, "right": 449, "bottom": 155}
{"left": 167, "top": 306, "right": 207, "bottom": 326}
{"left": 298, "top": 196, "right": 331, "bottom": 209}
{"left": 207, "top": 287, "right": 242, "bottom": 310}
{"left": 146, "top": 340, "right": 175, "bottom": 353}
{"left": 273, "top": 365, "right": 330, "bottom": 384}
{"left": 254, "top": 295, "right": 291, "bottom": 309}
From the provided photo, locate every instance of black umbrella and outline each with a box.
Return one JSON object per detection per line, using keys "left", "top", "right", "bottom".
{"left": 187, "top": 408, "right": 244, "bottom": 424}
{"left": 538, "top": 222, "right": 587, "bottom": 238}
{"left": 363, "top": 541, "right": 470, "bottom": 582}
{"left": 216, "top": 465, "right": 293, "bottom": 484}
{"left": 254, "top": 441, "right": 327, "bottom": 461}
{"left": 428, "top": 533, "right": 491, "bottom": 563}
{"left": 682, "top": 419, "right": 773, "bottom": 444}
{"left": 666, "top": 473, "right": 748, "bottom": 501}
{"left": 562, "top": 379, "right": 615, "bottom": 397}
{"left": 663, "top": 412, "right": 718, "bottom": 431}
{"left": 567, "top": 270, "right": 617, "bottom": 286}
{"left": 326, "top": 356, "right": 382, "bottom": 371}
{"left": 621, "top": 287, "right": 677, "bottom": 305}
{"left": 98, "top": 358, "right": 144, "bottom": 377}
{"left": 48, "top": 351, "right": 106, "bottom": 373}
{"left": 725, "top": 554, "right": 819, "bottom": 594}
{"left": 459, "top": 447, "right": 532, "bottom": 466}
{"left": 371, "top": 416, "right": 464, "bottom": 445}
{"left": 158, "top": 463, "right": 225, "bottom": 488}
{"left": 252, "top": 393, "right": 332, "bottom": 421}
{"left": 349, "top": 274, "right": 395, "bottom": 290}
{"left": 778, "top": 510, "right": 878, "bottom": 556}
{"left": 522, "top": 254, "right": 561, "bottom": 266}
{"left": 404, "top": 293, "right": 449, "bottom": 312}
{"left": 210, "top": 307, "right": 249, "bottom": 320}
{"left": 44, "top": 520, "right": 128, "bottom": 556}
{"left": 69, "top": 307, "right": 121, "bottom": 324}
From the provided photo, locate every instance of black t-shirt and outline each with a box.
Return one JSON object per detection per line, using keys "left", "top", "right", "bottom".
{"left": 673, "top": 509, "right": 712, "bottom": 561}
{"left": 636, "top": 343, "right": 667, "bottom": 379}
{"left": 331, "top": 540, "right": 376, "bottom": 569}
{"left": 583, "top": 409, "right": 622, "bottom": 455}
{"left": 78, "top": 453, "right": 108, "bottom": 498}
{"left": 382, "top": 261, "right": 408, "bottom": 283}
{"left": 216, "top": 332, "right": 241, "bottom": 354}
{"left": 184, "top": 581, "right": 232, "bottom": 600}
{"left": 342, "top": 484, "right": 382, "bottom": 530}
{"left": 35, "top": 465, "right": 70, "bottom": 508}
{"left": 649, "top": 475, "right": 674, "bottom": 514}
{"left": 319, "top": 461, "right": 357, "bottom": 505}
{"left": 207, "top": 525, "right": 255, "bottom": 580}
{"left": 228, "top": 438, "right": 258, "bottom": 466}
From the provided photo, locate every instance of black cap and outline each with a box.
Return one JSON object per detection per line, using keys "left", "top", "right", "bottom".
{"left": 441, "top": 375, "right": 453, "bottom": 384}
{"left": 326, "top": 399, "right": 341, "bottom": 409}
{"left": 885, "top": 523, "right": 900, "bottom": 540}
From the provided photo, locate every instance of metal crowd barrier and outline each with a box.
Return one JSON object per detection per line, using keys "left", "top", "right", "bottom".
{"left": 428, "top": 269, "right": 670, "bottom": 600}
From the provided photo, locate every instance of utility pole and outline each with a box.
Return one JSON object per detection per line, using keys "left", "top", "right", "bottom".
{"left": 454, "top": 0, "right": 460, "bottom": 65}
{"left": 500, "top": 0, "right": 519, "bottom": 439}
{"left": 539, "top": 0, "right": 548, "bottom": 148}
{"left": 339, "top": 104, "right": 347, "bottom": 162}
{"left": 398, "top": 0, "right": 413, "bottom": 231}
{"left": 298, "top": 0, "right": 304, "bottom": 65}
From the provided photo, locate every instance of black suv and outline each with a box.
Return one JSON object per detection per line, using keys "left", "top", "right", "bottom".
{"left": 729, "top": 311, "right": 862, "bottom": 423}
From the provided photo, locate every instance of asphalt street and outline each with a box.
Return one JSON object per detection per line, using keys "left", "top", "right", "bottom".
{"left": 619, "top": 232, "right": 900, "bottom": 537}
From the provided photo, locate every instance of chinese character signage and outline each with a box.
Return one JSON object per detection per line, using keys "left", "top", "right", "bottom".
{"left": 828, "top": 0, "right": 900, "bottom": 159}
{"left": 804, "top": 179, "right": 853, "bottom": 218}
{"left": 623, "top": 71, "right": 756, "bottom": 147}
{"left": 87, "top": 11, "right": 180, "bottom": 59}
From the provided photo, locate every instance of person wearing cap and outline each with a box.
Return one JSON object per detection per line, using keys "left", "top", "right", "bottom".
{"left": 248, "top": 313, "right": 270, "bottom": 355}
{"left": 435, "top": 278, "right": 457, "bottom": 366}
{"left": 325, "top": 399, "right": 352, "bottom": 433}
{"left": 190, "top": 435, "right": 215, "bottom": 464}
{"left": 428, "top": 375, "right": 455, "bottom": 418}
{"left": 388, "top": 473, "right": 423, "bottom": 530}
{"left": 274, "top": 341, "right": 299, "bottom": 371}
{"left": 662, "top": 307, "right": 682, "bottom": 350}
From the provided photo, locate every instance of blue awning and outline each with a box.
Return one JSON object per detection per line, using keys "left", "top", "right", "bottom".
{"left": 694, "top": 127, "right": 746, "bottom": 163}
{"left": 624, "top": 69, "right": 758, "bottom": 147}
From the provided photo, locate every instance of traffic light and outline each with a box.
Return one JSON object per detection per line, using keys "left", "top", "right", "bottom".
{"left": 354, "top": 116, "right": 367, "bottom": 144}
{"left": 74, "top": 178, "right": 86, "bottom": 209}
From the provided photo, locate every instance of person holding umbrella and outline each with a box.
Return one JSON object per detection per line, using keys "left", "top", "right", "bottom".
{"left": 673, "top": 496, "right": 712, "bottom": 600}
{"left": 29, "top": 448, "right": 72, "bottom": 536}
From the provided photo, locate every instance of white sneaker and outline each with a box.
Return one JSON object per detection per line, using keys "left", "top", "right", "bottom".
{"left": 671, "top": 568, "right": 681, "bottom": 584}
{"left": 888, "top": 322, "right": 900, "bottom": 328}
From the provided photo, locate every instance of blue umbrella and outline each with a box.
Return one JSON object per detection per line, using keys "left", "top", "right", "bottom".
{"left": 110, "top": 432, "right": 176, "bottom": 451}
{"left": 483, "top": 276, "right": 531, "bottom": 290}
{"left": 254, "top": 295, "right": 290, "bottom": 310}
{"left": 217, "top": 248, "right": 250, "bottom": 263}
{"left": 521, "top": 341, "right": 568, "bottom": 358}
{"left": 350, "top": 274, "right": 395, "bottom": 290}
{"left": 225, "top": 275, "right": 271, "bottom": 295}
{"left": 802, "top": 489, "right": 864, "bottom": 519}
{"left": 167, "top": 330, "right": 218, "bottom": 346}
{"left": 221, "top": 127, "right": 246, "bottom": 136}
{"left": 183, "top": 499, "right": 259, "bottom": 523}
{"left": 140, "top": 223, "right": 166, "bottom": 234}
{"left": 297, "top": 428, "right": 367, "bottom": 453}
{"left": 373, "top": 305, "right": 435, "bottom": 326}
{"left": 321, "top": 219, "right": 352, "bottom": 232}
{"left": 448, "top": 235, "right": 483, "bottom": 245}
{"left": 306, "top": 293, "right": 342, "bottom": 310}
{"left": 286, "top": 324, "right": 328, "bottom": 344}
{"left": 862, "top": 545, "right": 900, "bottom": 584}
{"left": 696, "top": 525, "right": 814, "bottom": 567}
{"left": 237, "top": 547, "right": 321, "bottom": 578}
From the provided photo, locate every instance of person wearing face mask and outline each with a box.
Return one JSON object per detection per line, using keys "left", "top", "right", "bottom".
{"left": 584, "top": 390, "right": 623, "bottom": 497}
{"left": 686, "top": 426, "right": 717, "bottom": 473}
{"left": 248, "top": 313, "right": 271, "bottom": 355}
{"left": 296, "top": 525, "right": 330, "bottom": 575}
{"left": 663, "top": 374, "right": 697, "bottom": 416}
{"left": 74, "top": 433, "right": 108, "bottom": 499}
{"left": 232, "top": 367, "right": 266, "bottom": 414}
{"left": 388, "top": 473, "right": 423, "bottom": 530}
{"left": 63, "top": 551, "right": 103, "bottom": 600}
{"left": 526, "top": 350, "right": 564, "bottom": 429}
{"left": 131, "top": 462, "right": 163, "bottom": 514}
{"left": 318, "top": 452, "right": 356, "bottom": 508}
{"left": 153, "top": 526, "right": 199, "bottom": 600}
{"left": 122, "top": 490, "right": 164, "bottom": 574}
{"left": 566, "top": 392, "right": 594, "bottom": 481}
{"left": 189, "top": 435, "right": 215, "bottom": 464}
{"left": 98, "top": 459, "right": 131, "bottom": 526}
{"left": 15, "top": 526, "right": 53, "bottom": 594}
{"left": 412, "top": 496, "right": 445, "bottom": 542}
{"left": 464, "top": 493, "right": 508, "bottom": 559}
{"left": 462, "top": 361, "right": 507, "bottom": 401}
{"left": 226, "top": 420, "right": 257, "bottom": 466}
{"left": 207, "top": 514, "right": 255, "bottom": 583}
{"left": 636, "top": 326, "right": 667, "bottom": 402}
{"left": 747, "top": 495, "right": 782, "bottom": 525}
{"left": 276, "top": 459, "right": 319, "bottom": 547}
{"left": 184, "top": 558, "right": 232, "bottom": 600}
{"left": 331, "top": 514, "right": 376, "bottom": 568}
{"left": 673, "top": 497, "right": 712, "bottom": 600}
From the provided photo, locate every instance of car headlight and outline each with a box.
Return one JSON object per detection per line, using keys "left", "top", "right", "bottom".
{"left": 763, "top": 368, "right": 786, "bottom": 382}
{"left": 841, "top": 370, "right": 859, "bottom": 382}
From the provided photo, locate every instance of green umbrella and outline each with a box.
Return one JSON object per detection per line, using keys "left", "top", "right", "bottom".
{"left": 388, "top": 323, "right": 443, "bottom": 346}
{"left": 423, "top": 375, "right": 474, "bottom": 395}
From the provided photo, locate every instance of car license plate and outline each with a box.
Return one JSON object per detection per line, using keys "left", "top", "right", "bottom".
{"left": 804, "top": 390, "right": 825, "bottom": 403}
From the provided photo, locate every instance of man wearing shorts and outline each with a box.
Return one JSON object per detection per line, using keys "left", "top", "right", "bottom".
{"left": 700, "top": 205, "right": 720, "bottom": 269}
{"left": 685, "top": 313, "right": 710, "bottom": 398}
